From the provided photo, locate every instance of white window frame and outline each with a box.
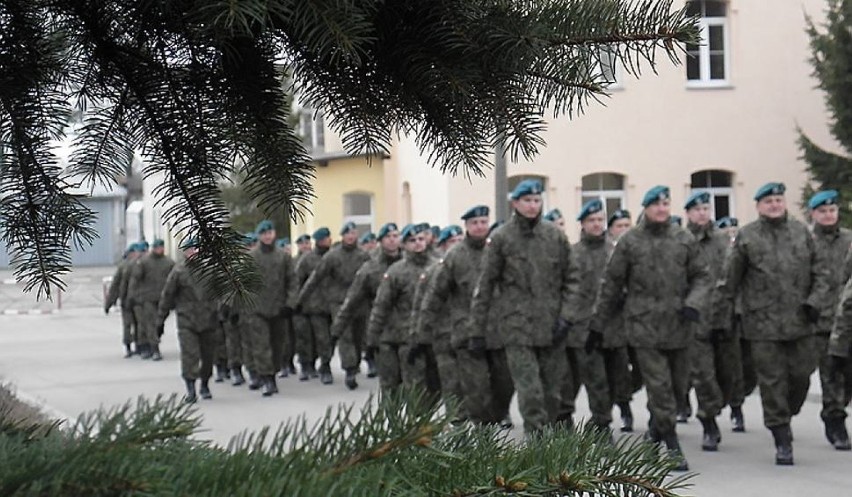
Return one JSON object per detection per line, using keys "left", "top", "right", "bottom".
{"left": 686, "top": 2, "right": 731, "bottom": 88}
{"left": 581, "top": 173, "right": 626, "bottom": 220}
{"left": 691, "top": 169, "right": 735, "bottom": 219}
{"left": 343, "top": 192, "right": 374, "bottom": 233}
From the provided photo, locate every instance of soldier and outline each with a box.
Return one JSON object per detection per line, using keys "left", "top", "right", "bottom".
{"left": 544, "top": 208, "right": 566, "bottom": 231}
{"left": 157, "top": 238, "right": 219, "bottom": 403}
{"left": 295, "top": 234, "right": 312, "bottom": 261}
{"left": 593, "top": 186, "right": 711, "bottom": 471}
{"left": 293, "top": 227, "right": 332, "bottom": 382}
{"left": 716, "top": 217, "right": 739, "bottom": 240}
{"left": 367, "top": 224, "right": 437, "bottom": 392}
{"left": 333, "top": 223, "right": 402, "bottom": 389}
{"left": 127, "top": 239, "right": 175, "bottom": 361}
{"left": 218, "top": 233, "right": 257, "bottom": 387}
{"left": 808, "top": 190, "right": 852, "bottom": 450}
{"left": 105, "top": 243, "right": 141, "bottom": 358}
{"left": 726, "top": 182, "right": 828, "bottom": 465}
{"left": 560, "top": 199, "right": 613, "bottom": 433}
{"left": 684, "top": 191, "right": 737, "bottom": 452}
{"left": 359, "top": 232, "right": 378, "bottom": 252}
{"left": 247, "top": 220, "right": 298, "bottom": 396}
{"left": 436, "top": 225, "right": 463, "bottom": 254}
{"left": 275, "top": 235, "right": 298, "bottom": 379}
{"left": 827, "top": 264, "right": 852, "bottom": 451}
{"left": 276, "top": 237, "right": 291, "bottom": 251}
{"left": 297, "top": 222, "right": 371, "bottom": 385}
{"left": 470, "top": 179, "right": 577, "bottom": 435}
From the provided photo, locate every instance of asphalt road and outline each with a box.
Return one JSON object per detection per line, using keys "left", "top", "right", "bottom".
{"left": 1, "top": 308, "right": 850, "bottom": 496}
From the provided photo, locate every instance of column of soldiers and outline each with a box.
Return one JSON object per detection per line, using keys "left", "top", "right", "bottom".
{"left": 105, "top": 179, "right": 852, "bottom": 471}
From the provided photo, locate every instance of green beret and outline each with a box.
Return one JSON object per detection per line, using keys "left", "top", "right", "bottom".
{"left": 754, "top": 182, "right": 786, "bottom": 201}
{"left": 461, "top": 205, "right": 490, "bottom": 220}
{"left": 685, "top": 191, "right": 711, "bottom": 210}
{"left": 256, "top": 220, "right": 274, "bottom": 233}
{"left": 377, "top": 222, "right": 398, "bottom": 240}
{"left": 642, "top": 186, "right": 670, "bottom": 207}
{"left": 510, "top": 179, "right": 543, "bottom": 200}
{"left": 313, "top": 227, "right": 331, "bottom": 241}
{"left": 576, "top": 200, "right": 602, "bottom": 221}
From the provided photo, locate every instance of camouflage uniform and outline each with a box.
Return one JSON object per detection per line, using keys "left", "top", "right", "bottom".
{"left": 294, "top": 246, "right": 331, "bottom": 369}
{"left": 298, "top": 242, "right": 371, "bottom": 372}
{"left": 219, "top": 303, "right": 251, "bottom": 373}
{"left": 594, "top": 219, "right": 711, "bottom": 440}
{"left": 470, "top": 214, "right": 577, "bottom": 433}
{"left": 828, "top": 263, "right": 852, "bottom": 403}
{"left": 726, "top": 214, "right": 828, "bottom": 429}
{"left": 128, "top": 252, "right": 175, "bottom": 349}
{"left": 158, "top": 262, "right": 219, "bottom": 381}
{"left": 601, "top": 233, "right": 635, "bottom": 420}
{"left": 417, "top": 236, "right": 513, "bottom": 423}
{"left": 105, "top": 258, "right": 137, "bottom": 348}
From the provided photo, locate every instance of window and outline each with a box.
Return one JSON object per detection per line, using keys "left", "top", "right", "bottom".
{"left": 299, "top": 107, "right": 325, "bottom": 153}
{"left": 690, "top": 169, "right": 733, "bottom": 220}
{"left": 685, "top": 1, "right": 729, "bottom": 86}
{"left": 581, "top": 173, "right": 626, "bottom": 221}
{"left": 343, "top": 192, "right": 373, "bottom": 234}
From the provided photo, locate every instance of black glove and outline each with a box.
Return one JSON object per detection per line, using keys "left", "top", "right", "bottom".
{"left": 680, "top": 306, "right": 700, "bottom": 323}
{"left": 294, "top": 303, "right": 303, "bottom": 315}
{"left": 584, "top": 330, "right": 604, "bottom": 354}
{"left": 801, "top": 304, "right": 820, "bottom": 324}
{"left": 552, "top": 318, "right": 572, "bottom": 344}
{"left": 829, "top": 354, "right": 847, "bottom": 380}
{"left": 467, "top": 336, "right": 487, "bottom": 357}
{"left": 407, "top": 344, "right": 428, "bottom": 366}
{"left": 157, "top": 323, "right": 165, "bottom": 338}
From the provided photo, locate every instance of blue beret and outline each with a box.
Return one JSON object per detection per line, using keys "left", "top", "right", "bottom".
{"left": 715, "top": 217, "right": 739, "bottom": 229}
{"left": 510, "top": 179, "right": 544, "bottom": 200}
{"left": 275, "top": 238, "right": 290, "bottom": 248}
{"left": 401, "top": 223, "right": 427, "bottom": 242}
{"left": 670, "top": 215, "right": 682, "bottom": 226}
{"left": 641, "top": 186, "right": 670, "bottom": 207}
{"left": 430, "top": 225, "right": 441, "bottom": 239}
{"left": 242, "top": 232, "right": 258, "bottom": 246}
{"left": 359, "top": 232, "right": 376, "bottom": 244}
{"left": 377, "top": 222, "right": 398, "bottom": 240}
{"left": 313, "top": 227, "right": 331, "bottom": 241}
{"left": 295, "top": 234, "right": 311, "bottom": 243}
{"left": 608, "top": 209, "right": 631, "bottom": 225}
{"left": 437, "top": 225, "right": 463, "bottom": 245}
{"left": 256, "top": 220, "right": 274, "bottom": 233}
{"left": 461, "top": 205, "right": 490, "bottom": 221}
{"left": 754, "top": 182, "right": 786, "bottom": 201}
{"left": 489, "top": 220, "right": 504, "bottom": 235}
{"left": 544, "top": 208, "right": 563, "bottom": 222}
{"left": 151, "top": 238, "right": 165, "bottom": 248}
{"left": 808, "top": 190, "right": 839, "bottom": 210}
{"left": 685, "top": 191, "right": 711, "bottom": 210}
{"left": 340, "top": 221, "right": 357, "bottom": 236}
{"left": 576, "top": 200, "right": 603, "bottom": 221}
{"left": 138, "top": 240, "right": 150, "bottom": 251}
{"left": 179, "top": 237, "right": 199, "bottom": 250}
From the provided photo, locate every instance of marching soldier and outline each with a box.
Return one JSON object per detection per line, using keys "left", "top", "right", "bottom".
{"left": 593, "top": 185, "right": 711, "bottom": 471}
{"left": 470, "top": 180, "right": 577, "bottom": 435}
{"left": 726, "top": 182, "right": 829, "bottom": 465}
{"left": 128, "top": 239, "right": 175, "bottom": 361}
{"left": 435, "top": 225, "right": 463, "bottom": 254}
{"left": 359, "top": 232, "right": 378, "bottom": 252}
{"left": 295, "top": 234, "right": 312, "bottom": 261}
{"left": 105, "top": 243, "right": 142, "bottom": 358}
{"left": 293, "top": 227, "right": 332, "bottom": 382}
{"left": 544, "top": 208, "right": 566, "bottom": 231}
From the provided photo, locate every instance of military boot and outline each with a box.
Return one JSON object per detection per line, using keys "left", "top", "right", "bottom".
{"left": 499, "top": 415, "right": 514, "bottom": 430}
{"left": 231, "top": 367, "right": 246, "bottom": 386}
{"left": 123, "top": 344, "right": 133, "bottom": 358}
{"left": 139, "top": 344, "right": 152, "bottom": 360}
{"left": 278, "top": 367, "right": 289, "bottom": 379}
{"left": 319, "top": 362, "right": 333, "bottom": 385}
{"left": 344, "top": 369, "right": 358, "bottom": 390}
{"left": 828, "top": 418, "right": 852, "bottom": 451}
{"left": 731, "top": 406, "right": 745, "bottom": 432}
{"left": 617, "top": 401, "right": 634, "bottom": 433}
{"left": 366, "top": 357, "right": 378, "bottom": 378}
{"left": 308, "top": 363, "right": 319, "bottom": 379}
{"left": 699, "top": 417, "right": 721, "bottom": 451}
{"left": 555, "top": 413, "right": 574, "bottom": 432}
{"left": 676, "top": 397, "right": 691, "bottom": 424}
{"left": 262, "top": 375, "right": 277, "bottom": 397}
{"left": 184, "top": 379, "right": 197, "bottom": 404}
{"left": 199, "top": 379, "right": 212, "bottom": 400}
{"left": 248, "top": 370, "right": 262, "bottom": 390}
{"left": 663, "top": 433, "right": 689, "bottom": 472}
{"left": 287, "top": 361, "right": 297, "bottom": 376}
{"left": 151, "top": 344, "right": 163, "bottom": 361}
{"left": 214, "top": 364, "right": 228, "bottom": 383}
{"left": 824, "top": 417, "right": 838, "bottom": 445}
{"left": 771, "top": 424, "right": 794, "bottom": 465}
{"left": 299, "top": 363, "right": 311, "bottom": 381}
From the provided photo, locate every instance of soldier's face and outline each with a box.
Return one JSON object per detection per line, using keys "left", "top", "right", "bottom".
{"left": 812, "top": 204, "right": 839, "bottom": 227}
{"left": 184, "top": 247, "right": 198, "bottom": 259}
{"left": 756, "top": 195, "right": 786, "bottom": 219}
{"left": 405, "top": 232, "right": 428, "bottom": 253}
{"left": 465, "top": 216, "right": 490, "bottom": 239}
{"left": 361, "top": 240, "right": 377, "bottom": 251}
{"left": 644, "top": 199, "right": 671, "bottom": 223}
{"left": 608, "top": 218, "right": 631, "bottom": 238}
{"left": 581, "top": 211, "right": 606, "bottom": 237}
{"left": 316, "top": 237, "right": 332, "bottom": 249}
{"left": 153, "top": 246, "right": 165, "bottom": 255}
{"left": 259, "top": 229, "right": 276, "bottom": 245}
{"left": 381, "top": 231, "right": 401, "bottom": 252}
{"left": 297, "top": 240, "right": 311, "bottom": 253}
{"left": 686, "top": 203, "right": 712, "bottom": 226}
{"left": 447, "top": 234, "right": 463, "bottom": 248}
{"left": 342, "top": 231, "right": 359, "bottom": 245}
{"left": 512, "top": 194, "right": 543, "bottom": 219}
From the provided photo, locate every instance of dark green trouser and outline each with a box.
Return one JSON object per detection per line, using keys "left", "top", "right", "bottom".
{"left": 815, "top": 334, "right": 852, "bottom": 421}
{"left": 457, "top": 348, "right": 514, "bottom": 424}
{"left": 691, "top": 337, "right": 738, "bottom": 419}
{"left": 135, "top": 302, "right": 160, "bottom": 346}
{"left": 294, "top": 313, "right": 331, "bottom": 365}
{"left": 120, "top": 306, "right": 136, "bottom": 346}
{"left": 751, "top": 336, "right": 817, "bottom": 428}
{"left": 433, "top": 337, "right": 463, "bottom": 407}
{"left": 602, "top": 346, "right": 632, "bottom": 405}
{"left": 178, "top": 326, "right": 215, "bottom": 381}
{"left": 561, "top": 347, "right": 612, "bottom": 426}
{"left": 280, "top": 316, "right": 295, "bottom": 370}
{"left": 223, "top": 320, "right": 246, "bottom": 369}
{"left": 377, "top": 342, "right": 406, "bottom": 392}
{"left": 628, "top": 347, "right": 644, "bottom": 394}
{"left": 334, "top": 303, "right": 367, "bottom": 372}
{"left": 730, "top": 319, "right": 758, "bottom": 408}
{"left": 247, "top": 314, "right": 286, "bottom": 376}
{"left": 504, "top": 345, "right": 566, "bottom": 434}
{"left": 212, "top": 325, "right": 227, "bottom": 366}
{"left": 404, "top": 346, "right": 442, "bottom": 398}
{"left": 633, "top": 347, "right": 689, "bottom": 437}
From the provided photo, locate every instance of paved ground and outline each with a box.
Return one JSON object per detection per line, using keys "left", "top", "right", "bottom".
{"left": 0, "top": 266, "right": 115, "bottom": 313}
{"left": 1, "top": 307, "right": 851, "bottom": 496}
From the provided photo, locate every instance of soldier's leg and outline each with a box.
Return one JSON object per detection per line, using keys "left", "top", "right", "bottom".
{"left": 279, "top": 316, "right": 295, "bottom": 373}
{"left": 133, "top": 305, "right": 149, "bottom": 350}
{"left": 178, "top": 327, "right": 202, "bottom": 380}
{"left": 750, "top": 340, "right": 790, "bottom": 428}
{"left": 606, "top": 347, "right": 633, "bottom": 405}
{"left": 224, "top": 321, "right": 242, "bottom": 369}
{"left": 241, "top": 319, "right": 255, "bottom": 373}
{"left": 633, "top": 347, "right": 678, "bottom": 439}
{"left": 337, "top": 316, "right": 363, "bottom": 373}
{"left": 433, "top": 340, "right": 462, "bottom": 406}
{"left": 578, "top": 348, "right": 613, "bottom": 428}
{"left": 504, "top": 345, "right": 550, "bottom": 434}
{"left": 249, "top": 315, "right": 275, "bottom": 377}
{"left": 268, "top": 316, "right": 285, "bottom": 374}
{"left": 691, "top": 339, "right": 724, "bottom": 420}
{"left": 537, "top": 345, "right": 567, "bottom": 426}
{"left": 787, "top": 335, "right": 817, "bottom": 417}
{"left": 121, "top": 307, "right": 134, "bottom": 347}
{"left": 311, "top": 314, "right": 333, "bottom": 365}
{"left": 401, "top": 344, "right": 431, "bottom": 391}
{"left": 199, "top": 329, "right": 216, "bottom": 382}
{"left": 815, "top": 334, "right": 846, "bottom": 421}
{"left": 628, "top": 346, "right": 644, "bottom": 393}
{"left": 714, "top": 337, "right": 738, "bottom": 409}
{"left": 489, "top": 349, "right": 516, "bottom": 422}
{"left": 293, "top": 314, "right": 315, "bottom": 370}
{"left": 377, "top": 343, "right": 403, "bottom": 391}
{"left": 558, "top": 347, "right": 578, "bottom": 422}
{"left": 457, "top": 347, "right": 495, "bottom": 423}
{"left": 741, "top": 337, "right": 758, "bottom": 397}
{"left": 142, "top": 301, "right": 160, "bottom": 346}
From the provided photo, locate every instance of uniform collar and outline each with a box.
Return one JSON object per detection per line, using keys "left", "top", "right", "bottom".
{"left": 580, "top": 231, "right": 606, "bottom": 246}
{"left": 465, "top": 235, "right": 487, "bottom": 250}
{"left": 814, "top": 222, "right": 840, "bottom": 237}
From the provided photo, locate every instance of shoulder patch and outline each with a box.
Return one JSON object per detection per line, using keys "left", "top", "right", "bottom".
{"left": 382, "top": 273, "right": 389, "bottom": 280}
{"left": 485, "top": 237, "right": 492, "bottom": 246}
{"left": 419, "top": 273, "right": 427, "bottom": 280}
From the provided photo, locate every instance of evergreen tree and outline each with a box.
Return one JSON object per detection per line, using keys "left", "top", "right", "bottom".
{"left": 800, "top": 0, "right": 852, "bottom": 226}
{"left": 0, "top": 0, "right": 698, "bottom": 300}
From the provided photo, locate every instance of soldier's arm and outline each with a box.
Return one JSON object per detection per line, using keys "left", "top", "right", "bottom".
{"left": 723, "top": 235, "right": 747, "bottom": 300}
{"left": 127, "top": 262, "right": 143, "bottom": 303}
{"left": 470, "top": 237, "right": 504, "bottom": 339}
{"left": 684, "top": 237, "right": 712, "bottom": 314}
{"left": 297, "top": 256, "right": 329, "bottom": 304}
{"left": 558, "top": 237, "right": 581, "bottom": 323}
{"left": 366, "top": 273, "right": 394, "bottom": 346}
{"left": 332, "top": 264, "right": 370, "bottom": 337}
{"left": 105, "top": 265, "right": 123, "bottom": 308}
{"left": 593, "top": 237, "right": 629, "bottom": 328}
{"left": 710, "top": 245, "right": 734, "bottom": 330}
{"left": 157, "top": 267, "right": 180, "bottom": 318}
{"left": 806, "top": 232, "right": 832, "bottom": 309}
{"left": 418, "top": 258, "right": 453, "bottom": 340}
{"left": 408, "top": 273, "right": 431, "bottom": 345}
{"left": 830, "top": 277, "right": 852, "bottom": 357}
{"left": 282, "top": 253, "right": 298, "bottom": 308}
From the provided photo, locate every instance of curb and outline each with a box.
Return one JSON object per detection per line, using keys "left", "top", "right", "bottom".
{"left": 1, "top": 309, "right": 59, "bottom": 315}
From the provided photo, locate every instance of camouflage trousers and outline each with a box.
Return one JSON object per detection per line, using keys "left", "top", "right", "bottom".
{"left": 120, "top": 306, "right": 136, "bottom": 346}
{"left": 246, "top": 313, "right": 287, "bottom": 376}
{"left": 294, "top": 313, "right": 332, "bottom": 366}
{"left": 628, "top": 347, "right": 645, "bottom": 394}
{"left": 134, "top": 301, "right": 161, "bottom": 346}
{"left": 504, "top": 345, "right": 566, "bottom": 434}
{"left": 177, "top": 326, "right": 215, "bottom": 381}
{"left": 456, "top": 347, "right": 514, "bottom": 424}
{"left": 280, "top": 316, "right": 295, "bottom": 370}
{"left": 223, "top": 317, "right": 251, "bottom": 370}
{"left": 633, "top": 347, "right": 690, "bottom": 438}
{"left": 405, "top": 345, "right": 442, "bottom": 398}
{"left": 729, "top": 319, "right": 758, "bottom": 409}
{"left": 690, "top": 337, "right": 739, "bottom": 419}
{"left": 751, "top": 336, "right": 817, "bottom": 428}
{"left": 333, "top": 304, "right": 367, "bottom": 372}
{"left": 212, "top": 324, "right": 227, "bottom": 367}
{"left": 815, "top": 334, "right": 852, "bottom": 421}
{"left": 562, "top": 347, "right": 613, "bottom": 427}
{"left": 602, "top": 346, "right": 633, "bottom": 405}
{"left": 433, "top": 337, "right": 463, "bottom": 410}
{"left": 376, "top": 342, "right": 436, "bottom": 393}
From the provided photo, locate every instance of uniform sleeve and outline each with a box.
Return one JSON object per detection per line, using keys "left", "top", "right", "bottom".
{"left": 419, "top": 258, "right": 454, "bottom": 342}
{"left": 297, "top": 255, "right": 330, "bottom": 305}
{"left": 684, "top": 237, "right": 712, "bottom": 313}
{"left": 830, "top": 277, "right": 852, "bottom": 357}
{"left": 283, "top": 253, "right": 298, "bottom": 308}
{"left": 806, "top": 232, "right": 832, "bottom": 310}
{"left": 470, "top": 237, "right": 504, "bottom": 339}
{"left": 105, "top": 265, "right": 123, "bottom": 308}
{"left": 409, "top": 272, "right": 432, "bottom": 345}
{"left": 723, "top": 234, "right": 748, "bottom": 303}
{"left": 157, "top": 267, "right": 179, "bottom": 318}
{"left": 333, "top": 263, "right": 370, "bottom": 338}
{"left": 367, "top": 272, "right": 395, "bottom": 346}
{"left": 844, "top": 249, "right": 852, "bottom": 285}
{"left": 127, "top": 262, "right": 143, "bottom": 303}
{"left": 710, "top": 244, "right": 734, "bottom": 330}
{"left": 592, "top": 237, "right": 630, "bottom": 331}
{"left": 558, "top": 237, "right": 581, "bottom": 323}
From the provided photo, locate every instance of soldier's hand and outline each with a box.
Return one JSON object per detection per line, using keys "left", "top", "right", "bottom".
{"left": 829, "top": 354, "right": 847, "bottom": 380}
{"left": 680, "top": 306, "right": 700, "bottom": 323}
{"left": 467, "top": 336, "right": 487, "bottom": 357}
{"left": 407, "top": 344, "right": 428, "bottom": 366}
{"left": 801, "top": 304, "right": 820, "bottom": 324}
{"left": 584, "top": 330, "right": 604, "bottom": 354}
{"left": 552, "top": 318, "right": 572, "bottom": 344}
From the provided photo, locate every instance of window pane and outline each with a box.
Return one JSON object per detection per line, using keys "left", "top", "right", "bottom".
{"left": 706, "top": 1, "right": 727, "bottom": 17}
{"left": 581, "top": 174, "right": 599, "bottom": 191}
{"left": 709, "top": 170, "right": 732, "bottom": 187}
{"left": 582, "top": 196, "right": 598, "bottom": 207}
{"left": 355, "top": 223, "right": 371, "bottom": 234}
{"left": 691, "top": 171, "right": 710, "bottom": 188}
{"left": 344, "top": 194, "right": 372, "bottom": 216}
{"left": 714, "top": 195, "right": 730, "bottom": 219}
{"left": 708, "top": 25, "right": 725, "bottom": 50}
{"left": 709, "top": 53, "right": 725, "bottom": 79}
{"left": 600, "top": 173, "right": 624, "bottom": 190}
{"left": 685, "top": 1, "right": 701, "bottom": 16}
{"left": 686, "top": 54, "right": 701, "bottom": 80}
{"left": 605, "top": 197, "right": 622, "bottom": 216}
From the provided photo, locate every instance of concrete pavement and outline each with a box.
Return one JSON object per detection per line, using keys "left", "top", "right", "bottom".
{"left": 1, "top": 308, "right": 851, "bottom": 496}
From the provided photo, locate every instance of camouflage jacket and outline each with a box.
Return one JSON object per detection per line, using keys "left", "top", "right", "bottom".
{"left": 298, "top": 242, "right": 371, "bottom": 314}
{"left": 688, "top": 222, "right": 733, "bottom": 340}
{"left": 725, "top": 214, "right": 829, "bottom": 341}
{"left": 105, "top": 259, "right": 133, "bottom": 309}
{"left": 470, "top": 213, "right": 578, "bottom": 347}
{"left": 332, "top": 249, "right": 402, "bottom": 338}
{"left": 599, "top": 233, "right": 627, "bottom": 349}
{"left": 158, "top": 262, "right": 219, "bottom": 331}
{"left": 128, "top": 253, "right": 175, "bottom": 305}
{"left": 248, "top": 243, "right": 297, "bottom": 318}
{"left": 295, "top": 246, "right": 329, "bottom": 315}
{"left": 565, "top": 232, "right": 607, "bottom": 348}
{"left": 812, "top": 224, "right": 852, "bottom": 335}
{"left": 367, "top": 251, "right": 436, "bottom": 346}
{"left": 594, "top": 219, "right": 711, "bottom": 349}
